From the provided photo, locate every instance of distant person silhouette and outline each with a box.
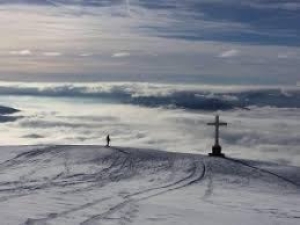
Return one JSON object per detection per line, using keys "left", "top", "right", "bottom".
{"left": 106, "top": 135, "right": 111, "bottom": 147}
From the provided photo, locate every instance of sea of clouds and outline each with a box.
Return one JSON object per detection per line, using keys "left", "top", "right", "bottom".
{"left": 0, "top": 82, "right": 299, "bottom": 166}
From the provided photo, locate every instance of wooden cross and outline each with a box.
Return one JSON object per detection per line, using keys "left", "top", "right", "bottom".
{"left": 207, "top": 115, "right": 227, "bottom": 157}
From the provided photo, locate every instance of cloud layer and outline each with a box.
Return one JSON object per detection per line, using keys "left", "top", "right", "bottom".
{"left": 0, "top": 82, "right": 299, "bottom": 166}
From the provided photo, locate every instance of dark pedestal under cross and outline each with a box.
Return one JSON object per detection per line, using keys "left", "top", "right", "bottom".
{"left": 207, "top": 115, "right": 227, "bottom": 157}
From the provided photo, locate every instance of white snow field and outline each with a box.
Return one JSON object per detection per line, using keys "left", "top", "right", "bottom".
{"left": 0, "top": 146, "right": 299, "bottom": 225}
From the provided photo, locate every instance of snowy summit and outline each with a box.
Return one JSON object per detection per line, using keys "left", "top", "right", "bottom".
{"left": 0, "top": 145, "right": 299, "bottom": 225}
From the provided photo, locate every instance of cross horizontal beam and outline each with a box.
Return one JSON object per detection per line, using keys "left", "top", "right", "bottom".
{"left": 207, "top": 122, "right": 227, "bottom": 126}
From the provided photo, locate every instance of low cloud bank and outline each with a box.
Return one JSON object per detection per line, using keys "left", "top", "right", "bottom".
{"left": 0, "top": 83, "right": 299, "bottom": 166}
{"left": 0, "top": 82, "right": 299, "bottom": 111}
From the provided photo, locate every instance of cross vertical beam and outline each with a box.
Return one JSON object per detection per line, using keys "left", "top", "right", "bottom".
{"left": 207, "top": 115, "right": 227, "bottom": 157}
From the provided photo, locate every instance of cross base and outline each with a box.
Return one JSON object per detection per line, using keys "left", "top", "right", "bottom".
{"left": 208, "top": 145, "right": 225, "bottom": 157}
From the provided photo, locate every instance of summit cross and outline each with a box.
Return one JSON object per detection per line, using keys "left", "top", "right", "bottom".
{"left": 207, "top": 115, "right": 227, "bottom": 157}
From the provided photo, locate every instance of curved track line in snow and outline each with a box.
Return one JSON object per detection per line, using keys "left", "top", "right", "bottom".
{"left": 113, "top": 148, "right": 130, "bottom": 155}
{"left": 23, "top": 197, "right": 112, "bottom": 225}
{"left": 0, "top": 146, "right": 55, "bottom": 171}
{"left": 138, "top": 162, "right": 206, "bottom": 201}
{"left": 225, "top": 158, "right": 300, "bottom": 189}
{"left": 80, "top": 162, "right": 206, "bottom": 225}
{"left": 0, "top": 146, "right": 70, "bottom": 201}
{"left": 202, "top": 162, "right": 214, "bottom": 200}
{"left": 13, "top": 146, "right": 206, "bottom": 225}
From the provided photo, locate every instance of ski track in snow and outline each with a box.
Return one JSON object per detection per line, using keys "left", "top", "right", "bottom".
{"left": 0, "top": 145, "right": 298, "bottom": 225}
{"left": 225, "top": 157, "right": 300, "bottom": 188}
{"left": 79, "top": 155, "right": 206, "bottom": 225}
{"left": 0, "top": 146, "right": 206, "bottom": 225}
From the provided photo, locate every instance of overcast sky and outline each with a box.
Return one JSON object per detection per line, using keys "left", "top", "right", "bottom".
{"left": 0, "top": 0, "right": 299, "bottom": 84}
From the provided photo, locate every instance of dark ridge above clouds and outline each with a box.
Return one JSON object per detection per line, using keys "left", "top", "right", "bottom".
{"left": 0, "top": 83, "right": 299, "bottom": 111}
{"left": 0, "top": 105, "right": 20, "bottom": 115}
{"left": 129, "top": 89, "right": 300, "bottom": 111}
{"left": 0, "top": 106, "right": 21, "bottom": 123}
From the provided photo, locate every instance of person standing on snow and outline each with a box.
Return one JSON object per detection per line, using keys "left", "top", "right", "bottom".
{"left": 106, "top": 135, "right": 111, "bottom": 147}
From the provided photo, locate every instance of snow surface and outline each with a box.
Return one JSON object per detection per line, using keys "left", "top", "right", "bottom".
{"left": 0, "top": 145, "right": 299, "bottom": 225}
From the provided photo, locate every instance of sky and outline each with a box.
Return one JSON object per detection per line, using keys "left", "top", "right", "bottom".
{"left": 0, "top": 0, "right": 299, "bottom": 84}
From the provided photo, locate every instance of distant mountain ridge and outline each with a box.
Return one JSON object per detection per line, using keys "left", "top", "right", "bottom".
{"left": 0, "top": 105, "right": 20, "bottom": 123}
{"left": 0, "top": 105, "right": 19, "bottom": 115}
{"left": 0, "top": 83, "right": 299, "bottom": 111}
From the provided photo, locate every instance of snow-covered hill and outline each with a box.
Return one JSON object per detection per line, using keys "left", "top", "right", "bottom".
{"left": 0, "top": 146, "right": 299, "bottom": 225}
